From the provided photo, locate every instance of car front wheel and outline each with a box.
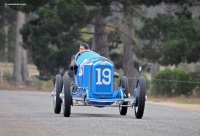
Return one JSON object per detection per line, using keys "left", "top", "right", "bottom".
{"left": 53, "top": 74, "right": 63, "bottom": 114}
{"left": 63, "top": 74, "right": 72, "bottom": 117}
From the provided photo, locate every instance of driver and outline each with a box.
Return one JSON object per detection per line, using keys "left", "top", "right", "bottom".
{"left": 69, "top": 43, "right": 90, "bottom": 74}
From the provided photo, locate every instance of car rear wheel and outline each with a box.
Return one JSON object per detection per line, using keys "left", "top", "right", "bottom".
{"left": 119, "top": 76, "right": 129, "bottom": 115}
{"left": 53, "top": 74, "right": 63, "bottom": 114}
{"left": 63, "top": 74, "right": 72, "bottom": 117}
{"left": 134, "top": 77, "right": 146, "bottom": 119}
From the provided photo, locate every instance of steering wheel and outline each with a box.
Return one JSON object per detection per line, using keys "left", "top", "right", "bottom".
{"left": 74, "top": 50, "right": 92, "bottom": 64}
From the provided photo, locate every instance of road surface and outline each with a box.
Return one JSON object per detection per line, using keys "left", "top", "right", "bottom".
{"left": 0, "top": 90, "right": 199, "bottom": 136}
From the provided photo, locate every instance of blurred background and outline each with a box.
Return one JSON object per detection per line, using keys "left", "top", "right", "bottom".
{"left": 0, "top": 0, "right": 200, "bottom": 100}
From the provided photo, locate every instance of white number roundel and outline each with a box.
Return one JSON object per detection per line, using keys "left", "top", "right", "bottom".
{"left": 96, "top": 68, "right": 111, "bottom": 85}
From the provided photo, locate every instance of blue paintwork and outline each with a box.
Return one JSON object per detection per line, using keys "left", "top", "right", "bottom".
{"left": 76, "top": 51, "right": 100, "bottom": 65}
{"left": 72, "top": 51, "right": 125, "bottom": 106}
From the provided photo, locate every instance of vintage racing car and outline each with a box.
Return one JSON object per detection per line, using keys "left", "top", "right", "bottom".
{"left": 52, "top": 50, "right": 146, "bottom": 119}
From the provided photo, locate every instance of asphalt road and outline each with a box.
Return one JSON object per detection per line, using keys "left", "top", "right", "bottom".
{"left": 0, "top": 90, "right": 200, "bottom": 136}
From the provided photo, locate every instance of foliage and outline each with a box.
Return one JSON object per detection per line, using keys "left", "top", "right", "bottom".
{"left": 3, "top": 72, "right": 13, "bottom": 82}
{"left": 83, "top": 0, "right": 113, "bottom": 17}
{"left": 188, "top": 72, "right": 200, "bottom": 96}
{"left": 172, "top": 69, "right": 191, "bottom": 96}
{"left": 152, "top": 69, "right": 200, "bottom": 96}
{"left": 20, "top": 0, "right": 122, "bottom": 78}
{"left": 20, "top": 0, "right": 95, "bottom": 77}
{"left": 152, "top": 69, "right": 174, "bottom": 96}
{"left": 138, "top": 0, "right": 187, "bottom": 6}
{"left": 136, "top": 10, "right": 200, "bottom": 66}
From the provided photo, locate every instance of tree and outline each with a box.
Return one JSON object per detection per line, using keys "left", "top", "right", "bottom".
{"left": 92, "top": 12, "right": 110, "bottom": 58}
{"left": 136, "top": 10, "right": 200, "bottom": 66}
{"left": 13, "top": 11, "right": 26, "bottom": 85}
{"left": 0, "top": 6, "right": 16, "bottom": 62}
{"left": 21, "top": 0, "right": 94, "bottom": 78}
{"left": 82, "top": 1, "right": 113, "bottom": 58}
{"left": 6, "top": 0, "right": 54, "bottom": 84}
{"left": 111, "top": 0, "right": 190, "bottom": 93}
{"left": 120, "top": 0, "right": 137, "bottom": 94}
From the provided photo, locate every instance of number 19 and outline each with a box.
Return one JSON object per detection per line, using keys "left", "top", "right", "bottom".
{"left": 96, "top": 68, "right": 111, "bottom": 85}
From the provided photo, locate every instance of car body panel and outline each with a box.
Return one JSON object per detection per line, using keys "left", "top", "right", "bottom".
{"left": 73, "top": 51, "right": 124, "bottom": 105}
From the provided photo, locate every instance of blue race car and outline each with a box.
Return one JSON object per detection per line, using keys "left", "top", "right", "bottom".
{"left": 52, "top": 50, "right": 146, "bottom": 119}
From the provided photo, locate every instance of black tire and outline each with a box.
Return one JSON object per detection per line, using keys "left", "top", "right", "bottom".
{"left": 63, "top": 74, "right": 72, "bottom": 117}
{"left": 119, "top": 76, "right": 129, "bottom": 115}
{"left": 53, "top": 74, "right": 63, "bottom": 114}
{"left": 134, "top": 77, "right": 146, "bottom": 119}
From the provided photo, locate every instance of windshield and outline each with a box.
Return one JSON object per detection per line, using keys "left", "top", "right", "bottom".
{"left": 76, "top": 51, "right": 100, "bottom": 65}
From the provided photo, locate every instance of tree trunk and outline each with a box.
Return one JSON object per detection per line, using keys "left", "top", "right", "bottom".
{"left": 13, "top": 11, "right": 26, "bottom": 85}
{"left": 21, "top": 48, "right": 29, "bottom": 82}
{"left": 122, "top": 13, "right": 135, "bottom": 96}
{"left": 4, "top": 19, "right": 8, "bottom": 63}
{"left": 92, "top": 13, "right": 110, "bottom": 58}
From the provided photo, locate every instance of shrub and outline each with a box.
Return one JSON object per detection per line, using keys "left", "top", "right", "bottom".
{"left": 151, "top": 68, "right": 198, "bottom": 96}
{"left": 152, "top": 69, "right": 174, "bottom": 96}
{"left": 188, "top": 72, "right": 200, "bottom": 96}
{"left": 172, "top": 69, "right": 190, "bottom": 96}
{"left": 3, "top": 72, "right": 13, "bottom": 82}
